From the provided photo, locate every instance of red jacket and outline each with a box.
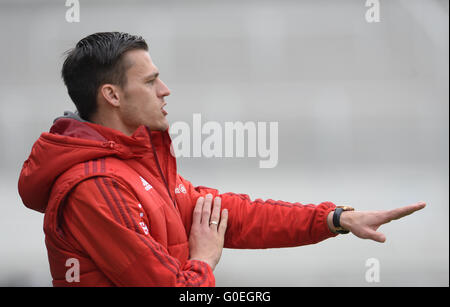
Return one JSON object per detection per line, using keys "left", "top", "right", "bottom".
{"left": 18, "top": 115, "right": 338, "bottom": 287}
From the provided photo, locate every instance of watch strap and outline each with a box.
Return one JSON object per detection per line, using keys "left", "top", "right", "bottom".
{"left": 332, "top": 206, "right": 354, "bottom": 234}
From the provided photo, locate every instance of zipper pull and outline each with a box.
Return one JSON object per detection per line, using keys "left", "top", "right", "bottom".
{"left": 103, "top": 141, "right": 116, "bottom": 149}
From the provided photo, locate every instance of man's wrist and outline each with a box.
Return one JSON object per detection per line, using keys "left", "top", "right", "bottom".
{"left": 327, "top": 209, "right": 354, "bottom": 234}
{"left": 327, "top": 211, "right": 338, "bottom": 233}
{"left": 339, "top": 211, "right": 353, "bottom": 231}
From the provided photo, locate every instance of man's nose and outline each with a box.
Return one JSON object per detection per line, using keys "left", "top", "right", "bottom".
{"left": 158, "top": 79, "right": 171, "bottom": 97}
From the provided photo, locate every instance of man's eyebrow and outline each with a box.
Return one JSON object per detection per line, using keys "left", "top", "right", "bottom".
{"left": 144, "top": 71, "right": 159, "bottom": 80}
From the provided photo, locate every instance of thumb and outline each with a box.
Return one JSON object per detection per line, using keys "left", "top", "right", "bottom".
{"left": 367, "top": 229, "right": 386, "bottom": 243}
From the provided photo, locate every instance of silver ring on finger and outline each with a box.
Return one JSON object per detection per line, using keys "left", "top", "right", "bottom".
{"left": 209, "top": 221, "right": 218, "bottom": 226}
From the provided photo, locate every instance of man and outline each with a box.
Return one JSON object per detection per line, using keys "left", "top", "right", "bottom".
{"left": 18, "top": 32, "right": 425, "bottom": 286}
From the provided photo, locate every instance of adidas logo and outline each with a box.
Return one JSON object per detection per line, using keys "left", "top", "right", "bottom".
{"left": 140, "top": 176, "right": 152, "bottom": 191}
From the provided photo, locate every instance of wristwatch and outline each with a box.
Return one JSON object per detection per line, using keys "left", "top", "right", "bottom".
{"left": 333, "top": 206, "right": 355, "bottom": 234}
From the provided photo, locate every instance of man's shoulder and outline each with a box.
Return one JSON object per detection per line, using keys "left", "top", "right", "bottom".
{"left": 52, "top": 157, "right": 136, "bottom": 194}
{"left": 62, "top": 156, "right": 135, "bottom": 177}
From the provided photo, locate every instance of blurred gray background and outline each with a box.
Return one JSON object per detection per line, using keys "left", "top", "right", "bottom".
{"left": 0, "top": 0, "right": 448, "bottom": 286}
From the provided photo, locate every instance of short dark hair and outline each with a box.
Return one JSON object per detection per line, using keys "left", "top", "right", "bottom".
{"left": 61, "top": 32, "right": 148, "bottom": 120}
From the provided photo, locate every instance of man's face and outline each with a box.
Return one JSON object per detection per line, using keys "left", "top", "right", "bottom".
{"left": 118, "top": 49, "right": 170, "bottom": 133}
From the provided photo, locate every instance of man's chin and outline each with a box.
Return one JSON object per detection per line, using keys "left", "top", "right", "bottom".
{"left": 148, "top": 120, "right": 169, "bottom": 132}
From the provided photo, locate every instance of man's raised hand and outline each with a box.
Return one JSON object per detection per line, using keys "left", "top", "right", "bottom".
{"left": 336, "top": 202, "right": 426, "bottom": 243}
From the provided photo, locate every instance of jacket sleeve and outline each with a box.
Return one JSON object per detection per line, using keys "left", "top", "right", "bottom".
{"left": 61, "top": 176, "right": 214, "bottom": 287}
{"left": 178, "top": 175, "right": 338, "bottom": 249}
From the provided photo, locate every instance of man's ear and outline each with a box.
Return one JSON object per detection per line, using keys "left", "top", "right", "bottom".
{"left": 99, "top": 84, "right": 121, "bottom": 107}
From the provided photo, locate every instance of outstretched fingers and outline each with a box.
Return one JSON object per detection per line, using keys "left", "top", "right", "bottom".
{"left": 386, "top": 202, "right": 426, "bottom": 222}
{"left": 369, "top": 202, "right": 426, "bottom": 242}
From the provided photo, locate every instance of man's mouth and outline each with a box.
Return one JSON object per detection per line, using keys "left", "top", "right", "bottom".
{"left": 161, "top": 103, "right": 168, "bottom": 116}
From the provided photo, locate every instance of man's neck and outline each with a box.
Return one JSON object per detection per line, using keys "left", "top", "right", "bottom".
{"left": 90, "top": 112, "right": 136, "bottom": 137}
